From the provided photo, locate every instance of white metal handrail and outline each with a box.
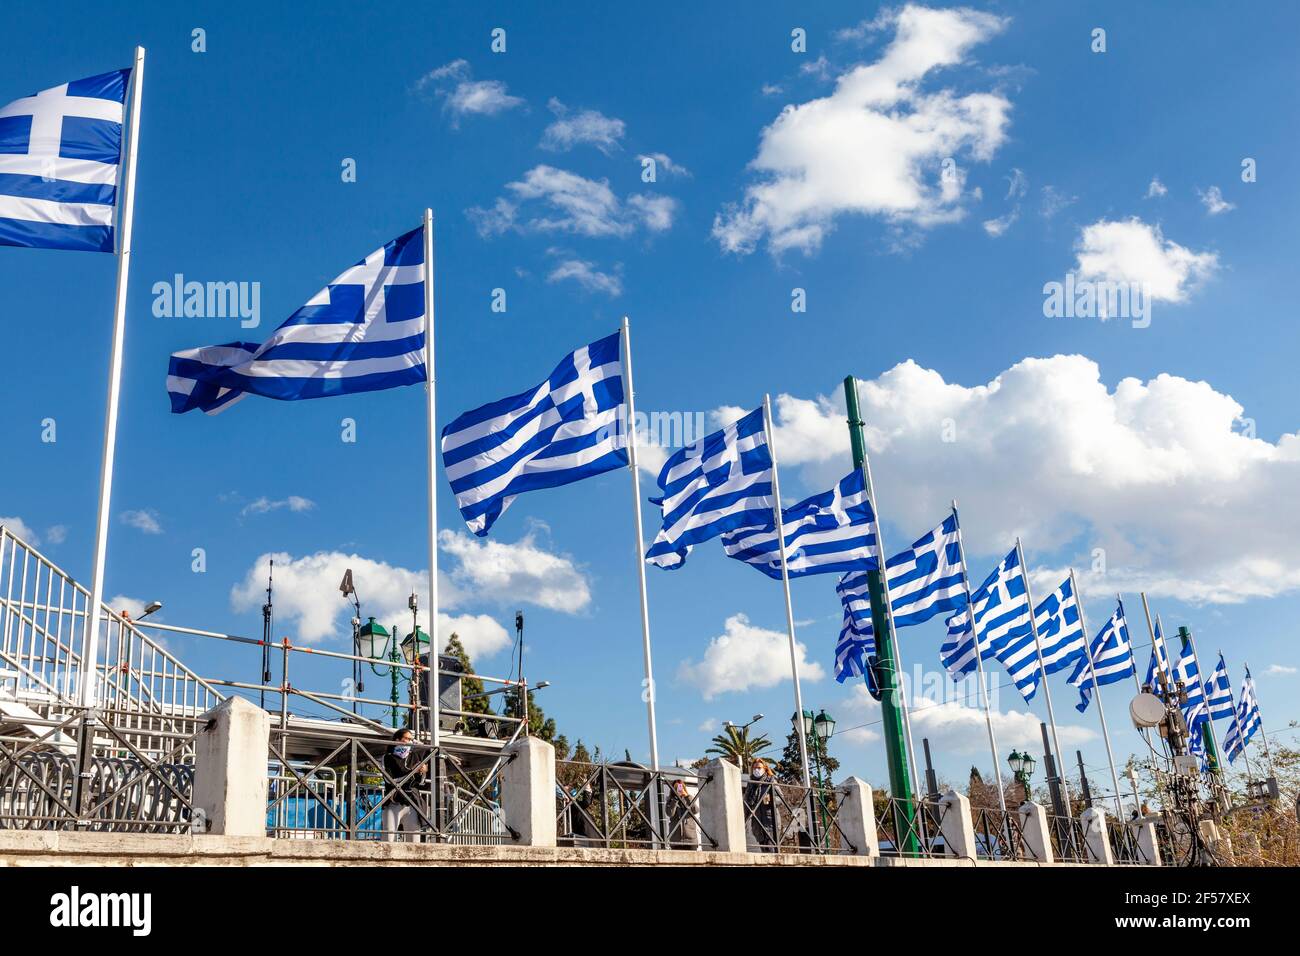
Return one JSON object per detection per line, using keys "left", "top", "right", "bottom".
{"left": 0, "top": 525, "right": 223, "bottom": 721}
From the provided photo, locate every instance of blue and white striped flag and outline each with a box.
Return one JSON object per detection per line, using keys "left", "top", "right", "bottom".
{"left": 1206, "top": 654, "right": 1235, "bottom": 721}
{"left": 169, "top": 227, "right": 427, "bottom": 415}
{"left": 1067, "top": 601, "right": 1135, "bottom": 712}
{"left": 721, "top": 470, "right": 878, "bottom": 580}
{"left": 940, "top": 546, "right": 1026, "bottom": 681}
{"left": 1174, "top": 646, "right": 1205, "bottom": 710}
{"left": 442, "top": 331, "right": 627, "bottom": 536}
{"left": 1032, "top": 576, "right": 1087, "bottom": 676}
{"left": 1223, "top": 669, "right": 1262, "bottom": 763}
{"left": 1143, "top": 618, "right": 1169, "bottom": 691}
{"left": 1186, "top": 699, "right": 1210, "bottom": 768}
{"left": 644, "top": 408, "right": 773, "bottom": 570}
{"left": 882, "top": 514, "right": 967, "bottom": 629}
{"left": 833, "top": 573, "right": 879, "bottom": 697}
{"left": 0, "top": 68, "right": 129, "bottom": 253}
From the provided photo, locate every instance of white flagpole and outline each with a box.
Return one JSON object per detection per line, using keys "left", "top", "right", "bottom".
{"left": 762, "top": 394, "right": 811, "bottom": 788}
{"left": 849, "top": 379, "right": 923, "bottom": 804}
{"left": 81, "top": 46, "right": 145, "bottom": 709}
{"left": 1070, "top": 569, "right": 1123, "bottom": 819}
{"left": 1217, "top": 653, "right": 1254, "bottom": 780}
{"left": 951, "top": 502, "right": 1008, "bottom": 818}
{"left": 1242, "top": 662, "right": 1274, "bottom": 767}
{"left": 619, "top": 317, "right": 660, "bottom": 772}
{"left": 1014, "top": 538, "right": 1072, "bottom": 811}
{"left": 423, "top": 209, "right": 440, "bottom": 753}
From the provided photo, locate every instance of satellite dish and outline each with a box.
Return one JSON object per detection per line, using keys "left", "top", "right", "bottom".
{"left": 1130, "top": 692, "right": 1165, "bottom": 729}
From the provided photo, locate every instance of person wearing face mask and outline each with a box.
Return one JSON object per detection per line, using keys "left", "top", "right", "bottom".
{"left": 745, "top": 758, "right": 779, "bottom": 852}
{"left": 382, "top": 727, "right": 426, "bottom": 842}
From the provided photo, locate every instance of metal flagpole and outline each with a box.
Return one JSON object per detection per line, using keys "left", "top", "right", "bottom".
{"left": 762, "top": 394, "right": 811, "bottom": 789}
{"left": 1177, "top": 626, "right": 1224, "bottom": 784}
{"left": 1070, "top": 569, "right": 1123, "bottom": 819}
{"left": 423, "top": 208, "right": 441, "bottom": 763}
{"left": 951, "top": 502, "right": 1008, "bottom": 819}
{"left": 1135, "top": 592, "right": 1176, "bottom": 813}
{"left": 619, "top": 317, "right": 660, "bottom": 772}
{"left": 1014, "top": 538, "right": 1072, "bottom": 811}
{"left": 1218, "top": 653, "right": 1254, "bottom": 782}
{"left": 81, "top": 46, "right": 145, "bottom": 709}
{"left": 1242, "top": 662, "right": 1274, "bottom": 769}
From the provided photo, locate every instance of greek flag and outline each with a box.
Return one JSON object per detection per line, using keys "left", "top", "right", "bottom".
{"left": 644, "top": 408, "right": 773, "bottom": 570}
{"left": 0, "top": 68, "right": 129, "bottom": 252}
{"left": 1174, "top": 646, "right": 1205, "bottom": 710}
{"left": 169, "top": 227, "right": 427, "bottom": 415}
{"left": 1223, "top": 670, "right": 1262, "bottom": 763}
{"left": 442, "top": 331, "right": 627, "bottom": 536}
{"left": 833, "top": 573, "right": 879, "bottom": 697}
{"left": 940, "top": 547, "right": 1028, "bottom": 683}
{"left": 1143, "top": 618, "right": 1169, "bottom": 690}
{"left": 1206, "top": 654, "right": 1235, "bottom": 721}
{"left": 721, "top": 470, "right": 878, "bottom": 580}
{"left": 882, "top": 515, "right": 967, "bottom": 628}
{"left": 1067, "top": 600, "right": 1136, "bottom": 712}
{"left": 1186, "top": 700, "right": 1210, "bottom": 767}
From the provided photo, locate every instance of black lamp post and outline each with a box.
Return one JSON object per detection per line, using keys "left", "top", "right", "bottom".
{"left": 1008, "top": 749, "right": 1036, "bottom": 802}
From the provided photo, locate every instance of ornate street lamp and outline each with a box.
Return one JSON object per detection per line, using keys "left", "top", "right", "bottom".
{"left": 813, "top": 709, "right": 835, "bottom": 742}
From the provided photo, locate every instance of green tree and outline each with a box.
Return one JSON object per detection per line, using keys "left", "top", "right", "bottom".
{"left": 775, "top": 726, "right": 839, "bottom": 787}
{"left": 444, "top": 632, "right": 494, "bottom": 737}
{"left": 503, "top": 686, "right": 558, "bottom": 741}
{"left": 705, "top": 724, "right": 773, "bottom": 773}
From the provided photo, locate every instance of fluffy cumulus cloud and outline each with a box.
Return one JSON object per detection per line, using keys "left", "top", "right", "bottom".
{"left": 541, "top": 98, "right": 625, "bottom": 154}
{"left": 106, "top": 594, "right": 150, "bottom": 620}
{"left": 414, "top": 60, "right": 523, "bottom": 123}
{"left": 713, "top": 4, "right": 1012, "bottom": 256}
{"left": 230, "top": 530, "right": 589, "bottom": 655}
{"left": 1073, "top": 218, "right": 1218, "bottom": 304}
{"left": 735, "top": 355, "right": 1300, "bottom": 605}
{"left": 1197, "top": 185, "right": 1235, "bottom": 216}
{"left": 677, "top": 613, "right": 825, "bottom": 699}
{"left": 0, "top": 516, "right": 39, "bottom": 544}
{"left": 468, "top": 165, "right": 678, "bottom": 239}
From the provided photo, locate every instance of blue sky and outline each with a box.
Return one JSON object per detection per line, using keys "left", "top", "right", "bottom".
{"left": 3, "top": 1, "right": 1298, "bottom": 799}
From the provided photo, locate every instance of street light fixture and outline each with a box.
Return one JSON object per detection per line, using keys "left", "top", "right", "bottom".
{"left": 140, "top": 601, "right": 163, "bottom": 620}
{"left": 813, "top": 709, "right": 835, "bottom": 742}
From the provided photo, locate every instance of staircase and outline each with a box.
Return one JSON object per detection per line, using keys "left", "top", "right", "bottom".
{"left": 0, "top": 524, "right": 223, "bottom": 754}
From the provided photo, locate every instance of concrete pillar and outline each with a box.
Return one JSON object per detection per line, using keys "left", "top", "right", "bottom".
{"left": 697, "top": 758, "right": 746, "bottom": 853}
{"left": 1018, "top": 801, "right": 1054, "bottom": 864}
{"left": 938, "top": 789, "right": 977, "bottom": 859}
{"left": 499, "top": 736, "right": 556, "bottom": 847}
{"left": 1131, "top": 818, "right": 1161, "bottom": 866}
{"left": 834, "top": 776, "right": 879, "bottom": 857}
{"left": 193, "top": 696, "right": 270, "bottom": 837}
{"left": 1080, "top": 807, "right": 1114, "bottom": 864}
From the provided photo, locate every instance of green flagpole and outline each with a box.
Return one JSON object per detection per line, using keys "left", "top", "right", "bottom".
{"left": 1178, "top": 627, "right": 1224, "bottom": 782}
{"left": 843, "top": 376, "right": 918, "bottom": 853}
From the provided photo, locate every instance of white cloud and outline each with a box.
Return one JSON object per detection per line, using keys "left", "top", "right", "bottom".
{"left": 438, "top": 528, "right": 591, "bottom": 614}
{"left": 713, "top": 4, "right": 1011, "bottom": 256}
{"left": 468, "top": 165, "right": 677, "bottom": 239}
{"left": 1039, "top": 185, "right": 1076, "bottom": 219}
{"left": 1198, "top": 185, "right": 1236, "bottom": 215}
{"left": 736, "top": 354, "right": 1300, "bottom": 605}
{"left": 698, "top": 718, "right": 718, "bottom": 733}
{"left": 637, "top": 152, "right": 692, "bottom": 178}
{"left": 415, "top": 60, "right": 523, "bottom": 123}
{"left": 106, "top": 594, "right": 149, "bottom": 620}
{"left": 121, "top": 509, "right": 162, "bottom": 535}
{"left": 1145, "top": 176, "right": 1168, "bottom": 198}
{"left": 677, "top": 613, "right": 825, "bottom": 699}
{"left": 241, "top": 495, "right": 316, "bottom": 518}
{"left": 1004, "top": 168, "right": 1028, "bottom": 200}
{"left": 1264, "top": 664, "right": 1296, "bottom": 676}
{"left": 761, "top": 83, "right": 784, "bottom": 97}
{"left": 541, "top": 98, "right": 625, "bottom": 154}
{"left": 0, "top": 516, "right": 38, "bottom": 544}
{"left": 982, "top": 209, "right": 1017, "bottom": 237}
{"left": 435, "top": 612, "right": 511, "bottom": 660}
{"left": 1073, "top": 218, "right": 1218, "bottom": 304}
{"left": 546, "top": 257, "right": 623, "bottom": 297}
{"left": 45, "top": 525, "right": 67, "bottom": 545}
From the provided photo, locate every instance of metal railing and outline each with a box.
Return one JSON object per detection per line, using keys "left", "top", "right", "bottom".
{"left": 876, "top": 796, "right": 945, "bottom": 857}
{"left": 0, "top": 525, "right": 222, "bottom": 734}
{"left": 1048, "top": 814, "right": 1089, "bottom": 863}
{"left": 970, "top": 805, "right": 1025, "bottom": 861}
{"left": 0, "top": 709, "right": 201, "bottom": 832}
{"left": 739, "top": 778, "right": 854, "bottom": 854}
{"left": 1109, "top": 818, "right": 1146, "bottom": 864}
{"left": 556, "top": 760, "right": 717, "bottom": 851}
{"left": 265, "top": 728, "right": 514, "bottom": 843}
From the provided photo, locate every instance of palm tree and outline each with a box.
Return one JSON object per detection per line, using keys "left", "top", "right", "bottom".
{"left": 706, "top": 725, "right": 773, "bottom": 772}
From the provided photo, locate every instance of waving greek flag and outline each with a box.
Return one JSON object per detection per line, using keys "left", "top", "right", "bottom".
{"left": 883, "top": 515, "right": 967, "bottom": 628}
{"left": 721, "top": 470, "right": 878, "bottom": 580}
{"left": 169, "top": 227, "right": 427, "bottom": 415}
{"left": 940, "top": 547, "right": 1028, "bottom": 682}
{"left": 0, "top": 68, "right": 129, "bottom": 252}
{"left": 833, "top": 573, "right": 879, "bottom": 697}
{"left": 1186, "top": 699, "right": 1211, "bottom": 767}
{"left": 442, "top": 331, "right": 627, "bottom": 536}
{"left": 1223, "top": 670, "right": 1262, "bottom": 763}
{"left": 1143, "top": 617, "right": 1169, "bottom": 691}
{"left": 1206, "top": 654, "right": 1236, "bottom": 721}
{"left": 644, "top": 408, "right": 773, "bottom": 569}
{"left": 1032, "top": 576, "right": 1087, "bottom": 676}
{"left": 1174, "top": 646, "right": 1205, "bottom": 710}
{"left": 1067, "top": 601, "right": 1135, "bottom": 712}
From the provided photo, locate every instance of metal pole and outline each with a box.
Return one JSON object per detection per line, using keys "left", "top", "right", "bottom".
{"left": 1015, "top": 538, "right": 1072, "bottom": 811}
{"left": 762, "top": 395, "right": 811, "bottom": 790}
{"left": 619, "top": 318, "right": 660, "bottom": 772}
{"left": 1218, "top": 653, "right": 1254, "bottom": 782}
{"left": 843, "top": 378, "right": 922, "bottom": 807}
{"left": 1178, "top": 626, "right": 1223, "bottom": 783}
{"left": 1242, "top": 663, "right": 1274, "bottom": 768}
{"left": 81, "top": 46, "right": 145, "bottom": 709}
{"left": 1070, "top": 569, "right": 1123, "bottom": 819}
{"left": 422, "top": 209, "right": 440, "bottom": 754}
{"left": 951, "top": 502, "right": 1008, "bottom": 819}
